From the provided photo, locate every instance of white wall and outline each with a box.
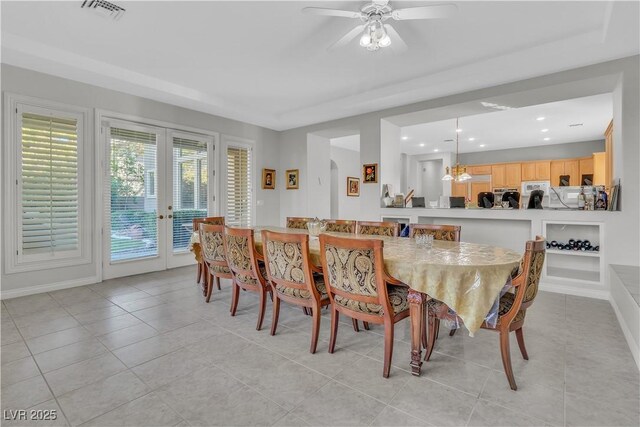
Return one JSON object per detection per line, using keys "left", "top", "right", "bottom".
{"left": 306, "top": 134, "right": 331, "bottom": 219}
{"left": 1, "top": 64, "right": 281, "bottom": 295}
{"left": 380, "top": 119, "right": 402, "bottom": 197}
{"left": 329, "top": 145, "right": 361, "bottom": 220}
{"left": 419, "top": 160, "right": 444, "bottom": 203}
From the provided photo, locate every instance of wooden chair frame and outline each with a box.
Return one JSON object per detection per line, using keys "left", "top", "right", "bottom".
{"left": 356, "top": 221, "right": 400, "bottom": 237}
{"left": 408, "top": 224, "right": 461, "bottom": 241}
{"left": 323, "top": 220, "right": 357, "bottom": 233}
{"left": 319, "top": 234, "right": 410, "bottom": 378}
{"left": 193, "top": 217, "right": 225, "bottom": 286}
{"left": 425, "top": 236, "right": 546, "bottom": 390}
{"left": 261, "top": 231, "right": 330, "bottom": 353}
{"left": 199, "top": 223, "right": 232, "bottom": 303}
{"left": 286, "top": 217, "right": 313, "bottom": 229}
{"left": 223, "top": 226, "right": 272, "bottom": 330}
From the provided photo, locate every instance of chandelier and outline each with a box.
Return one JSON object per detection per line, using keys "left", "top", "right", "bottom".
{"left": 359, "top": 18, "right": 391, "bottom": 51}
{"left": 442, "top": 118, "right": 472, "bottom": 182}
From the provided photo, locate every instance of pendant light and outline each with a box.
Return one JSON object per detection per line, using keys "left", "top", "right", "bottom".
{"left": 442, "top": 118, "right": 472, "bottom": 182}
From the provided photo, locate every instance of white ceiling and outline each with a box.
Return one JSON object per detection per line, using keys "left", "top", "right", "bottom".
{"left": 330, "top": 134, "right": 360, "bottom": 151}
{"left": 1, "top": 1, "right": 638, "bottom": 131}
{"left": 399, "top": 93, "right": 612, "bottom": 155}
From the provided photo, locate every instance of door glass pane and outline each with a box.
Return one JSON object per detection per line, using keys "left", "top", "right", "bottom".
{"left": 172, "top": 137, "right": 208, "bottom": 252}
{"left": 109, "top": 128, "right": 158, "bottom": 262}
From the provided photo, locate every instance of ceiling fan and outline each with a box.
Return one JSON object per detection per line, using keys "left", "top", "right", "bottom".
{"left": 302, "top": 0, "right": 458, "bottom": 52}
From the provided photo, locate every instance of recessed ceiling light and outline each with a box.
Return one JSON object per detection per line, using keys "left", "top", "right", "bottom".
{"left": 543, "top": 137, "right": 550, "bottom": 141}
{"left": 433, "top": 149, "right": 439, "bottom": 152}
{"left": 444, "top": 139, "right": 454, "bottom": 142}
{"left": 468, "top": 137, "right": 475, "bottom": 141}
{"left": 541, "top": 129, "right": 549, "bottom": 133}
{"left": 536, "top": 117, "right": 545, "bottom": 121}
{"left": 419, "top": 143, "right": 425, "bottom": 147}
{"left": 401, "top": 136, "right": 408, "bottom": 140}
{"left": 479, "top": 144, "right": 486, "bottom": 147}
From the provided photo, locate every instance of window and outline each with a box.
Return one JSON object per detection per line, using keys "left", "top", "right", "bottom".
{"left": 226, "top": 144, "right": 253, "bottom": 227}
{"left": 4, "top": 96, "right": 90, "bottom": 272}
{"left": 147, "top": 171, "right": 156, "bottom": 197}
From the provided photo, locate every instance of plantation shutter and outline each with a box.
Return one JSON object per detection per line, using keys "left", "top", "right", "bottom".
{"left": 20, "top": 112, "right": 79, "bottom": 256}
{"left": 226, "top": 145, "right": 252, "bottom": 227}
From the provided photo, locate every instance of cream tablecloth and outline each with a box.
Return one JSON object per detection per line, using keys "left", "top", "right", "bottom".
{"left": 191, "top": 226, "right": 522, "bottom": 335}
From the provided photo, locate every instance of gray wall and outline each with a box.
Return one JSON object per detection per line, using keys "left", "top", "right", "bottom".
{"left": 1, "top": 64, "right": 281, "bottom": 293}
{"left": 459, "top": 140, "right": 605, "bottom": 165}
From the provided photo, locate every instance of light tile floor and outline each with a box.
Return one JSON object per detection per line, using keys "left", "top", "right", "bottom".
{"left": 1, "top": 267, "right": 639, "bottom": 427}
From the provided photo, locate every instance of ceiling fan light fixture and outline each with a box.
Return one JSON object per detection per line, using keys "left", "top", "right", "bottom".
{"left": 359, "top": 33, "right": 372, "bottom": 46}
{"left": 379, "top": 33, "right": 391, "bottom": 47}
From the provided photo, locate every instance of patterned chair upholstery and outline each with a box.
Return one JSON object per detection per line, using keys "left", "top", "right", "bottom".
{"left": 223, "top": 227, "right": 271, "bottom": 331}
{"left": 425, "top": 236, "right": 546, "bottom": 390}
{"left": 286, "top": 217, "right": 312, "bottom": 230}
{"left": 356, "top": 221, "right": 400, "bottom": 237}
{"left": 198, "top": 223, "right": 232, "bottom": 302}
{"left": 262, "top": 231, "right": 331, "bottom": 353}
{"left": 409, "top": 224, "right": 461, "bottom": 242}
{"left": 324, "top": 220, "right": 356, "bottom": 234}
{"left": 319, "top": 234, "right": 410, "bottom": 378}
{"left": 192, "top": 217, "right": 225, "bottom": 286}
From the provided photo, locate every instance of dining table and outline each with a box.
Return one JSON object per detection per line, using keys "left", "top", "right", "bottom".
{"left": 190, "top": 226, "right": 522, "bottom": 376}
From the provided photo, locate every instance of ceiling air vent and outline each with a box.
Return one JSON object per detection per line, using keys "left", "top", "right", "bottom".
{"left": 569, "top": 123, "right": 584, "bottom": 127}
{"left": 81, "top": 0, "right": 125, "bottom": 20}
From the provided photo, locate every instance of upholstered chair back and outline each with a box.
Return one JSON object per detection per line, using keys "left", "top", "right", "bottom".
{"left": 409, "top": 224, "right": 461, "bottom": 242}
{"left": 519, "top": 236, "right": 546, "bottom": 307}
{"left": 324, "top": 220, "right": 356, "bottom": 234}
{"left": 193, "top": 216, "right": 225, "bottom": 231}
{"left": 262, "top": 231, "right": 321, "bottom": 301}
{"left": 199, "top": 223, "right": 231, "bottom": 276}
{"left": 286, "top": 217, "right": 312, "bottom": 230}
{"left": 223, "top": 227, "right": 263, "bottom": 288}
{"left": 356, "top": 221, "right": 400, "bottom": 237}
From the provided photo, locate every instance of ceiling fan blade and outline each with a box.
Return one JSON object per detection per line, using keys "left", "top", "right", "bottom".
{"left": 328, "top": 24, "right": 365, "bottom": 50}
{"left": 384, "top": 24, "right": 408, "bottom": 53}
{"left": 391, "top": 4, "right": 458, "bottom": 20}
{"left": 302, "top": 7, "right": 363, "bottom": 19}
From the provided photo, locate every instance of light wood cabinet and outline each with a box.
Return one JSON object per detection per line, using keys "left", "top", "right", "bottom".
{"left": 468, "top": 165, "right": 492, "bottom": 175}
{"left": 593, "top": 152, "right": 606, "bottom": 185}
{"left": 604, "top": 120, "right": 613, "bottom": 187}
{"left": 535, "top": 161, "right": 550, "bottom": 180}
{"left": 471, "top": 182, "right": 491, "bottom": 202}
{"left": 451, "top": 182, "right": 467, "bottom": 198}
{"left": 491, "top": 165, "right": 506, "bottom": 187}
{"left": 550, "top": 161, "right": 564, "bottom": 186}
{"left": 580, "top": 158, "right": 594, "bottom": 181}
{"left": 505, "top": 163, "right": 521, "bottom": 187}
{"left": 521, "top": 162, "right": 536, "bottom": 181}
{"left": 565, "top": 160, "right": 580, "bottom": 186}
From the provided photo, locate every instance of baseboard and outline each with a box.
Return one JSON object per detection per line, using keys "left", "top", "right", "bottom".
{"left": 539, "top": 282, "right": 609, "bottom": 300}
{"left": 0, "top": 276, "right": 100, "bottom": 300}
{"left": 609, "top": 294, "right": 640, "bottom": 370}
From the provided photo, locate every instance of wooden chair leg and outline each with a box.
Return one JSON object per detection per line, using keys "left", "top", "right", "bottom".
{"left": 302, "top": 307, "right": 310, "bottom": 316}
{"left": 449, "top": 328, "right": 457, "bottom": 337}
{"left": 499, "top": 330, "right": 517, "bottom": 390}
{"left": 270, "top": 295, "right": 281, "bottom": 336}
{"left": 383, "top": 319, "right": 394, "bottom": 378}
{"left": 352, "top": 318, "right": 360, "bottom": 332}
{"left": 256, "top": 289, "right": 267, "bottom": 331}
{"left": 205, "top": 274, "right": 213, "bottom": 303}
{"left": 310, "top": 305, "right": 321, "bottom": 354}
{"left": 197, "top": 262, "right": 202, "bottom": 284}
{"left": 515, "top": 327, "right": 529, "bottom": 360}
{"left": 215, "top": 276, "right": 221, "bottom": 290}
{"left": 329, "top": 309, "right": 339, "bottom": 353}
{"left": 230, "top": 283, "right": 240, "bottom": 316}
{"left": 421, "top": 309, "right": 428, "bottom": 349}
{"left": 363, "top": 322, "right": 370, "bottom": 330}
{"left": 425, "top": 315, "right": 438, "bottom": 361}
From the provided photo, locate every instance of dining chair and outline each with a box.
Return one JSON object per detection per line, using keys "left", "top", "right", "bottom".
{"left": 198, "top": 223, "right": 232, "bottom": 303}
{"left": 356, "top": 221, "right": 400, "bottom": 237}
{"left": 223, "top": 227, "right": 272, "bottom": 330}
{"left": 261, "top": 230, "right": 330, "bottom": 353}
{"left": 425, "top": 236, "right": 546, "bottom": 390}
{"left": 193, "top": 217, "right": 225, "bottom": 285}
{"left": 319, "top": 234, "right": 410, "bottom": 378}
{"left": 286, "top": 217, "right": 313, "bottom": 229}
{"left": 324, "top": 220, "right": 357, "bottom": 233}
{"left": 409, "top": 224, "right": 461, "bottom": 242}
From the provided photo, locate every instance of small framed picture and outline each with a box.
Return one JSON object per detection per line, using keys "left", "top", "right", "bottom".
{"left": 286, "top": 169, "right": 299, "bottom": 189}
{"left": 363, "top": 163, "right": 378, "bottom": 184}
{"left": 262, "top": 169, "right": 276, "bottom": 190}
{"left": 347, "top": 177, "right": 360, "bottom": 197}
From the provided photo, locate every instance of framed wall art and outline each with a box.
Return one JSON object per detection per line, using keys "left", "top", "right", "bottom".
{"left": 262, "top": 168, "right": 276, "bottom": 189}
{"left": 363, "top": 163, "right": 378, "bottom": 183}
{"left": 286, "top": 169, "right": 299, "bottom": 189}
{"left": 347, "top": 177, "right": 360, "bottom": 196}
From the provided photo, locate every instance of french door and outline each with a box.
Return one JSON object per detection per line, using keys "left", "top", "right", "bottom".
{"left": 103, "top": 119, "right": 215, "bottom": 279}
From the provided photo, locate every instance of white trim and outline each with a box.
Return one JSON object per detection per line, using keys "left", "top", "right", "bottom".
{"left": 3, "top": 93, "right": 92, "bottom": 274}
{"left": 539, "top": 281, "right": 609, "bottom": 300}
{"left": 609, "top": 294, "right": 640, "bottom": 370}
{"left": 221, "top": 134, "right": 256, "bottom": 227}
{"left": 0, "top": 276, "right": 100, "bottom": 300}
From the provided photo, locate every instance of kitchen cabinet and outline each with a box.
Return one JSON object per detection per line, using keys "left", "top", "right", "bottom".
{"left": 491, "top": 164, "right": 506, "bottom": 187}
{"left": 468, "top": 165, "right": 492, "bottom": 175}
{"left": 604, "top": 120, "right": 613, "bottom": 187}
{"left": 451, "top": 182, "right": 468, "bottom": 199}
{"left": 505, "top": 163, "right": 521, "bottom": 187}
{"left": 565, "top": 160, "right": 580, "bottom": 186}
{"left": 593, "top": 152, "right": 606, "bottom": 185}
{"left": 521, "top": 162, "right": 536, "bottom": 181}
{"left": 550, "top": 161, "right": 564, "bottom": 186}
{"left": 580, "top": 158, "right": 594, "bottom": 179}
{"left": 535, "top": 161, "right": 550, "bottom": 180}
{"left": 471, "top": 182, "right": 491, "bottom": 203}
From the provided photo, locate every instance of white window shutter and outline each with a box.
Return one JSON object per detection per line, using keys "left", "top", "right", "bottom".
{"left": 226, "top": 145, "right": 252, "bottom": 227}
